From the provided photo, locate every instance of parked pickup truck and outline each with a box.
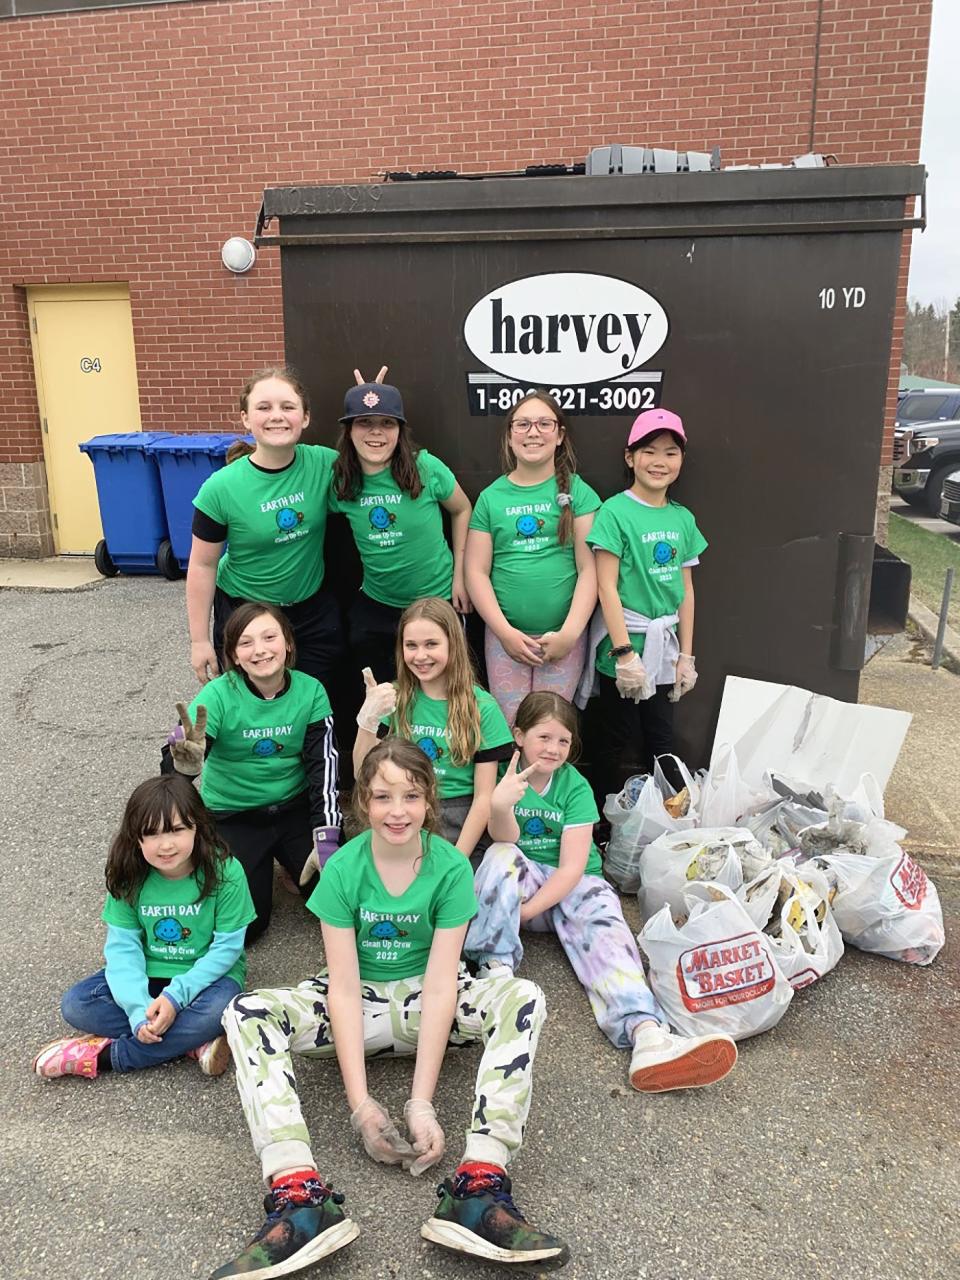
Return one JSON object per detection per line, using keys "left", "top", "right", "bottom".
{"left": 940, "top": 470, "right": 960, "bottom": 526}
{"left": 893, "top": 414, "right": 960, "bottom": 515}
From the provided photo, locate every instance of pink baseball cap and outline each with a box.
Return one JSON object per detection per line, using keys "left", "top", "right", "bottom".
{"left": 627, "top": 408, "right": 686, "bottom": 448}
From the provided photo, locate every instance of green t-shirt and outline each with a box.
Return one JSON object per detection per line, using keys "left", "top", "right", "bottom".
{"left": 101, "top": 857, "right": 254, "bottom": 985}
{"left": 512, "top": 762, "right": 602, "bottom": 876}
{"left": 384, "top": 685, "right": 514, "bottom": 800}
{"left": 307, "top": 830, "right": 477, "bottom": 981}
{"left": 586, "top": 493, "right": 707, "bottom": 678}
{"left": 469, "top": 473, "right": 601, "bottom": 633}
{"left": 329, "top": 450, "right": 457, "bottom": 608}
{"left": 190, "top": 669, "right": 332, "bottom": 813}
{"left": 193, "top": 444, "right": 336, "bottom": 604}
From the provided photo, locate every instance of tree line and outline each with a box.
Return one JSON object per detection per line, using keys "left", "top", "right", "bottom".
{"left": 903, "top": 298, "right": 960, "bottom": 383}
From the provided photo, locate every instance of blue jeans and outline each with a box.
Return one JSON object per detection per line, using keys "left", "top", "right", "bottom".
{"left": 60, "top": 970, "right": 241, "bottom": 1074}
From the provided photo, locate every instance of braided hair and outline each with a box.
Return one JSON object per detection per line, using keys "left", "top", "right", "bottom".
{"left": 501, "top": 390, "right": 577, "bottom": 545}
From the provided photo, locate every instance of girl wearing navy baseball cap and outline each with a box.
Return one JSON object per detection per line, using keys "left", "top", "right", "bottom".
{"left": 330, "top": 368, "right": 473, "bottom": 683}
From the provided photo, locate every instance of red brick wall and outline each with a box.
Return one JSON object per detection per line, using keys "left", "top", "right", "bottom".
{"left": 0, "top": 0, "right": 931, "bottom": 472}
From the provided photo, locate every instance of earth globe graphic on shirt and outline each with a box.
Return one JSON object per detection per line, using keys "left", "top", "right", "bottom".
{"left": 652, "top": 540, "right": 677, "bottom": 565}
{"left": 515, "top": 514, "right": 544, "bottom": 538}
{"left": 154, "top": 917, "right": 190, "bottom": 944}
{"left": 276, "top": 508, "right": 304, "bottom": 532}
{"left": 369, "top": 506, "right": 397, "bottom": 531}
{"left": 522, "top": 816, "right": 550, "bottom": 838}
{"left": 252, "top": 739, "right": 283, "bottom": 757}
{"left": 416, "top": 737, "right": 443, "bottom": 761}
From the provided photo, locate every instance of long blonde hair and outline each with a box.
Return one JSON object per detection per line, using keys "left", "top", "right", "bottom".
{"left": 392, "top": 597, "right": 480, "bottom": 767}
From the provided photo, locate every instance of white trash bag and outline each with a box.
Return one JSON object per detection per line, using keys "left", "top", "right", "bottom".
{"left": 739, "top": 864, "right": 843, "bottom": 989}
{"left": 814, "top": 850, "right": 945, "bottom": 966}
{"left": 603, "top": 764, "right": 698, "bottom": 893}
{"left": 637, "top": 827, "right": 769, "bottom": 922}
{"left": 699, "top": 743, "right": 777, "bottom": 828}
{"left": 637, "top": 882, "right": 794, "bottom": 1041}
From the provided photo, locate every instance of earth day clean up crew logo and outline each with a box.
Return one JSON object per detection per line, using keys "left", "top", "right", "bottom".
{"left": 462, "top": 272, "right": 669, "bottom": 415}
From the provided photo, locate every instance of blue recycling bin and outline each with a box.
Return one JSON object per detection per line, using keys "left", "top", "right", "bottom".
{"left": 79, "top": 432, "right": 173, "bottom": 577}
{"left": 144, "top": 433, "right": 252, "bottom": 579}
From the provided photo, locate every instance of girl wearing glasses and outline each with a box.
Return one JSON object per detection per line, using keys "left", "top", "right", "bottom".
{"left": 465, "top": 391, "right": 600, "bottom": 726}
{"left": 331, "top": 375, "right": 473, "bottom": 682}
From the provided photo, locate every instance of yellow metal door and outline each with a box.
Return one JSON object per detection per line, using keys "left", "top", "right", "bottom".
{"left": 28, "top": 286, "right": 142, "bottom": 554}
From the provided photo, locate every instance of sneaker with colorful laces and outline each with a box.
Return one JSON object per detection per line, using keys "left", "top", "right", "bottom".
{"left": 32, "top": 1034, "right": 110, "bottom": 1080}
{"left": 629, "top": 1022, "right": 737, "bottom": 1093}
{"left": 421, "top": 1167, "right": 569, "bottom": 1267}
{"left": 187, "top": 1036, "right": 232, "bottom": 1077}
{"left": 209, "top": 1174, "right": 358, "bottom": 1280}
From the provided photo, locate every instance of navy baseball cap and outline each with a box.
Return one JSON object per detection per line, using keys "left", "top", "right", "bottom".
{"left": 339, "top": 382, "right": 406, "bottom": 424}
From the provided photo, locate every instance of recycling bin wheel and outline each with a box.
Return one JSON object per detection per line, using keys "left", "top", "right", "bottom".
{"left": 94, "top": 539, "right": 119, "bottom": 578}
{"left": 156, "top": 538, "right": 184, "bottom": 581}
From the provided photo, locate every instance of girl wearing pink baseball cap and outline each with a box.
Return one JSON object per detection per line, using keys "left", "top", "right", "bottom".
{"left": 583, "top": 408, "right": 703, "bottom": 803}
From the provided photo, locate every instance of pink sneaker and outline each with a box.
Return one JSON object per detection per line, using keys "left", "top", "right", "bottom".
{"left": 187, "top": 1035, "right": 232, "bottom": 1077}
{"left": 33, "top": 1034, "right": 110, "bottom": 1080}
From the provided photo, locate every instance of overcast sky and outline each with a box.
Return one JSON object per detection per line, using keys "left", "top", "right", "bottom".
{"left": 907, "top": 0, "right": 959, "bottom": 307}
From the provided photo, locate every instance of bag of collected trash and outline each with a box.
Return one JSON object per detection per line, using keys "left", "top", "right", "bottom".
{"left": 739, "top": 864, "right": 843, "bottom": 988}
{"left": 744, "top": 798, "right": 828, "bottom": 859}
{"left": 637, "top": 827, "right": 770, "bottom": 922}
{"left": 603, "top": 765, "right": 698, "bottom": 893}
{"left": 637, "top": 882, "right": 794, "bottom": 1040}
{"left": 813, "top": 850, "right": 945, "bottom": 966}
{"left": 699, "top": 743, "right": 776, "bottom": 829}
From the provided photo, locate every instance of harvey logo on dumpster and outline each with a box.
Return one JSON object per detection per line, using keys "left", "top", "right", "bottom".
{"left": 463, "top": 272, "right": 669, "bottom": 416}
{"left": 677, "top": 931, "right": 777, "bottom": 1012}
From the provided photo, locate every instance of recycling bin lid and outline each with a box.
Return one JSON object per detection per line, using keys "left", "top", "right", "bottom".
{"left": 79, "top": 432, "right": 175, "bottom": 453}
{"left": 143, "top": 433, "right": 253, "bottom": 454}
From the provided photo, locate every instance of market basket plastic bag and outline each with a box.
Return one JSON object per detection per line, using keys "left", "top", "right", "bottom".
{"left": 637, "top": 827, "right": 769, "bottom": 922}
{"left": 637, "top": 882, "right": 794, "bottom": 1040}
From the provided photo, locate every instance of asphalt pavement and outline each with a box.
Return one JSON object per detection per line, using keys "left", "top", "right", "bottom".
{"left": 3, "top": 576, "right": 958, "bottom": 1280}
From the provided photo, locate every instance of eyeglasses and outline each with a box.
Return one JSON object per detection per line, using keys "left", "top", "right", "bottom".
{"left": 511, "top": 418, "right": 558, "bottom": 434}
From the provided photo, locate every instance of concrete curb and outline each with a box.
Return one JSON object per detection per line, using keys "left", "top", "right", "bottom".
{"left": 908, "top": 596, "right": 960, "bottom": 670}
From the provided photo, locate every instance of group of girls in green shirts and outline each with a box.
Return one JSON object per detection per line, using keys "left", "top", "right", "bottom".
{"left": 32, "top": 365, "right": 730, "bottom": 1280}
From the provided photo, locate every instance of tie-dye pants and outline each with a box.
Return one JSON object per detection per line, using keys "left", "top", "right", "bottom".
{"left": 221, "top": 966, "right": 545, "bottom": 1183}
{"left": 465, "top": 842, "right": 664, "bottom": 1050}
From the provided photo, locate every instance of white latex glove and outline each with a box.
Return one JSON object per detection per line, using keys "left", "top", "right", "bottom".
{"left": 357, "top": 667, "right": 396, "bottom": 733}
{"left": 614, "top": 651, "right": 654, "bottom": 703}
{"left": 350, "top": 1096, "right": 415, "bottom": 1166}
{"left": 402, "top": 1098, "right": 445, "bottom": 1176}
{"left": 669, "top": 653, "right": 698, "bottom": 702}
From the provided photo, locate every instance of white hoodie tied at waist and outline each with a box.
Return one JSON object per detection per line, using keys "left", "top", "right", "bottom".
{"left": 574, "top": 608, "right": 680, "bottom": 709}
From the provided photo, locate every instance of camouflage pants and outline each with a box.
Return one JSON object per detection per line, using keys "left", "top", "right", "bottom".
{"left": 221, "top": 966, "right": 545, "bottom": 1183}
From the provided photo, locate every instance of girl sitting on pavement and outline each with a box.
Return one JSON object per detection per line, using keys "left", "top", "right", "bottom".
{"left": 211, "top": 738, "right": 566, "bottom": 1279}
{"left": 33, "top": 775, "right": 255, "bottom": 1081}
{"left": 465, "top": 691, "right": 737, "bottom": 1093}
{"left": 353, "top": 596, "right": 514, "bottom": 861}
{"left": 165, "top": 601, "right": 342, "bottom": 942}
{"left": 331, "top": 370, "right": 473, "bottom": 681}
{"left": 465, "top": 390, "right": 600, "bottom": 726}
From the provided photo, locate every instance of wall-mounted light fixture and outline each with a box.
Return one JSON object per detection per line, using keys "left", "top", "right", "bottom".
{"left": 221, "top": 237, "right": 257, "bottom": 273}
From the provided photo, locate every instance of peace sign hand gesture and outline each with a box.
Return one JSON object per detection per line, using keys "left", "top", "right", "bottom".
{"left": 353, "top": 366, "right": 389, "bottom": 385}
{"left": 166, "top": 701, "right": 207, "bottom": 776}
{"left": 491, "top": 751, "right": 538, "bottom": 812}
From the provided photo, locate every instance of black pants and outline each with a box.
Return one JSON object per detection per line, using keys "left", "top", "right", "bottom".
{"left": 213, "top": 585, "right": 344, "bottom": 688}
{"left": 213, "top": 794, "right": 315, "bottom": 944}
{"left": 347, "top": 591, "right": 403, "bottom": 682}
{"left": 590, "top": 673, "right": 677, "bottom": 808}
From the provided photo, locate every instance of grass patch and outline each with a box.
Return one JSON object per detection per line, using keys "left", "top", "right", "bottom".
{"left": 887, "top": 512, "right": 960, "bottom": 632}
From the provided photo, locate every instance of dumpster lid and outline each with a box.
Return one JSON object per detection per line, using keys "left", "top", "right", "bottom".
{"left": 256, "top": 163, "right": 925, "bottom": 246}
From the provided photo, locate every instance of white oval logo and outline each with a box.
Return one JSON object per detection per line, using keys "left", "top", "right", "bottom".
{"left": 463, "top": 272, "right": 669, "bottom": 385}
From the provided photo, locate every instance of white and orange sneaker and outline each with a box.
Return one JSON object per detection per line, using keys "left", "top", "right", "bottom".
{"left": 629, "top": 1022, "right": 737, "bottom": 1092}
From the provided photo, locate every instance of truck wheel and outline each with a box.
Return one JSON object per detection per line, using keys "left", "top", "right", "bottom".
{"left": 924, "top": 464, "right": 956, "bottom": 517}
{"left": 897, "top": 490, "right": 925, "bottom": 510}
{"left": 94, "top": 539, "right": 119, "bottom": 577}
{"left": 156, "top": 539, "right": 184, "bottom": 581}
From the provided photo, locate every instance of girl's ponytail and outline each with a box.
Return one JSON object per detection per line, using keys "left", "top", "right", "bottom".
{"left": 554, "top": 435, "right": 578, "bottom": 545}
